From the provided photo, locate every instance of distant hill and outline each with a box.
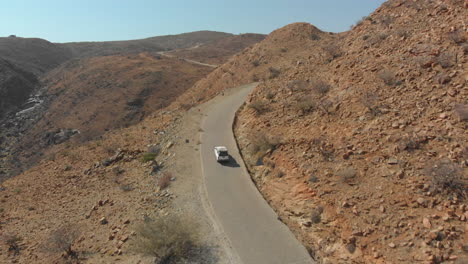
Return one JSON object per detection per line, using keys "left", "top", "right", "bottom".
{"left": 59, "top": 30, "right": 233, "bottom": 58}
{"left": 168, "top": 33, "right": 266, "bottom": 65}
{"left": 0, "top": 36, "right": 72, "bottom": 74}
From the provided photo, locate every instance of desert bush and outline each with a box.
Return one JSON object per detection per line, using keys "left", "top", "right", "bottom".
{"left": 180, "top": 103, "right": 194, "bottom": 111}
{"left": 311, "top": 34, "right": 320, "bottom": 40}
{"left": 275, "top": 170, "right": 285, "bottom": 178}
{"left": 141, "top": 152, "right": 158, "bottom": 163}
{"left": 310, "top": 206, "right": 324, "bottom": 224}
{"left": 250, "top": 133, "right": 281, "bottom": 156}
{"left": 400, "top": 137, "right": 423, "bottom": 152}
{"left": 395, "top": 29, "right": 411, "bottom": 39}
{"left": 454, "top": 104, "right": 468, "bottom": 121}
{"left": 120, "top": 184, "right": 134, "bottom": 192}
{"left": 318, "top": 99, "right": 335, "bottom": 115}
{"left": 337, "top": 167, "right": 357, "bottom": 183}
{"left": 323, "top": 44, "right": 342, "bottom": 60}
{"left": 45, "top": 225, "right": 80, "bottom": 259}
{"left": 268, "top": 67, "right": 281, "bottom": 79}
{"left": 296, "top": 97, "right": 316, "bottom": 114}
{"left": 425, "top": 160, "right": 466, "bottom": 199}
{"left": 133, "top": 215, "right": 204, "bottom": 264}
{"left": 148, "top": 145, "right": 161, "bottom": 155}
{"left": 309, "top": 175, "right": 318, "bottom": 183}
{"left": 311, "top": 80, "right": 331, "bottom": 95}
{"left": 380, "top": 15, "right": 394, "bottom": 27}
{"left": 361, "top": 92, "right": 381, "bottom": 116}
{"left": 265, "top": 92, "right": 274, "bottom": 100}
{"left": 158, "top": 172, "right": 172, "bottom": 190}
{"left": 447, "top": 30, "right": 466, "bottom": 44}
{"left": 251, "top": 74, "right": 260, "bottom": 82}
{"left": 378, "top": 69, "right": 398, "bottom": 86}
{"left": 287, "top": 80, "right": 307, "bottom": 92}
{"left": 280, "top": 47, "right": 288, "bottom": 53}
{"left": 249, "top": 100, "right": 269, "bottom": 114}
{"left": 436, "top": 53, "right": 456, "bottom": 68}
{"left": 3, "top": 234, "right": 21, "bottom": 256}
{"left": 251, "top": 60, "right": 260, "bottom": 67}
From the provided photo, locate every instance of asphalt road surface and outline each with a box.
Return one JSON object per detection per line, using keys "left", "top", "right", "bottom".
{"left": 200, "top": 83, "right": 314, "bottom": 264}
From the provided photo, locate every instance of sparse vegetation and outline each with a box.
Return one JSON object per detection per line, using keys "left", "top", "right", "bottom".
{"left": 250, "top": 133, "right": 282, "bottom": 156}
{"left": 454, "top": 104, "right": 468, "bottom": 121}
{"left": 447, "top": 30, "right": 466, "bottom": 44}
{"left": 323, "top": 44, "right": 342, "bottom": 60}
{"left": 158, "top": 172, "right": 172, "bottom": 190}
{"left": 251, "top": 60, "right": 260, "bottom": 67}
{"left": 311, "top": 80, "right": 331, "bottom": 95}
{"left": 378, "top": 69, "right": 398, "bottom": 86}
{"left": 275, "top": 170, "right": 285, "bottom": 178}
{"left": 311, "top": 34, "right": 320, "bottom": 40}
{"left": 425, "top": 160, "right": 466, "bottom": 199}
{"left": 337, "top": 167, "right": 357, "bottom": 183}
{"left": 268, "top": 67, "right": 281, "bottom": 79}
{"left": 3, "top": 234, "right": 21, "bottom": 256}
{"left": 249, "top": 100, "right": 269, "bottom": 114}
{"left": 310, "top": 206, "right": 323, "bottom": 224}
{"left": 120, "top": 184, "right": 134, "bottom": 192}
{"left": 141, "top": 152, "right": 157, "bottom": 163}
{"left": 361, "top": 92, "right": 382, "bottom": 116}
{"left": 296, "top": 97, "right": 316, "bottom": 114}
{"left": 133, "top": 215, "right": 208, "bottom": 264}
{"left": 44, "top": 225, "right": 81, "bottom": 260}
{"left": 436, "top": 52, "right": 456, "bottom": 68}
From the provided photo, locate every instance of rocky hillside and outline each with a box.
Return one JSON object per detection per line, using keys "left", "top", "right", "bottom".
{"left": 168, "top": 33, "right": 266, "bottom": 65}
{"left": 229, "top": 1, "right": 467, "bottom": 263}
{"left": 0, "top": 31, "right": 265, "bottom": 179}
{"left": 60, "top": 31, "right": 233, "bottom": 58}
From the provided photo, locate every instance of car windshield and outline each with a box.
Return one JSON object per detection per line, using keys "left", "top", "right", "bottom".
{"left": 219, "top": 151, "right": 228, "bottom": 156}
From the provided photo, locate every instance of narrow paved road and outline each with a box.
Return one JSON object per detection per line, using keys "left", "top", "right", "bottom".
{"left": 200, "top": 83, "right": 313, "bottom": 264}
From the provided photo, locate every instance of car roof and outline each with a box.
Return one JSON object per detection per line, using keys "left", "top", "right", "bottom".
{"left": 215, "top": 146, "right": 228, "bottom": 151}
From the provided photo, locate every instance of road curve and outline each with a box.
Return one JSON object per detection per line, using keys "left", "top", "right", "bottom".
{"left": 200, "top": 83, "right": 313, "bottom": 264}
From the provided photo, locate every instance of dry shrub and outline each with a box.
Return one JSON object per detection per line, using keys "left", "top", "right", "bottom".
{"left": 425, "top": 160, "right": 466, "bottom": 199}
{"left": 268, "top": 67, "right": 281, "bottom": 79}
{"left": 323, "top": 44, "right": 342, "bottom": 60}
{"left": 250, "top": 133, "right": 281, "bottom": 156}
{"left": 133, "top": 215, "right": 206, "bottom": 264}
{"left": 361, "top": 92, "right": 381, "bottom": 116}
{"left": 436, "top": 53, "right": 456, "bottom": 68}
{"left": 447, "top": 30, "right": 466, "bottom": 44}
{"left": 248, "top": 100, "right": 269, "bottom": 114}
{"left": 44, "top": 225, "right": 81, "bottom": 259}
{"left": 378, "top": 69, "right": 397, "bottom": 86}
{"left": 310, "top": 206, "right": 324, "bottom": 224}
{"left": 158, "top": 172, "right": 172, "bottom": 190}
{"left": 287, "top": 80, "right": 307, "bottom": 92}
{"left": 311, "top": 80, "right": 331, "bottom": 95}
{"left": 454, "top": 104, "right": 468, "bottom": 121}
{"left": 2, "top": 234, "right": 21, "bottom": 256}
{"left": 296, "top": 97, "right": 316, "bottom": 114}
{"left": 337, "top": 167, "right": 357, "bottom": 183}
{"left": 141, "top": 152, "right": 157, "bottom": 163}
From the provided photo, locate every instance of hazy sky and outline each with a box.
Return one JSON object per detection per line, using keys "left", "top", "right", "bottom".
{"left": 1, "top": 0, "right": 387, "bottom": 43}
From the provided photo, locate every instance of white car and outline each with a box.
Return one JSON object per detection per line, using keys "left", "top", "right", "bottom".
{"left": 214, "top": 146, "right": 229, "bottom": 162}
